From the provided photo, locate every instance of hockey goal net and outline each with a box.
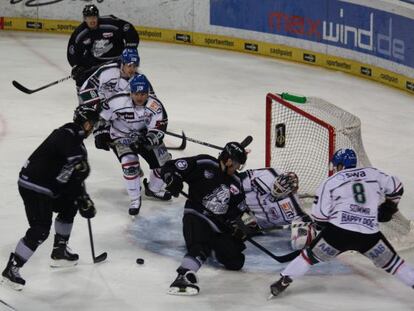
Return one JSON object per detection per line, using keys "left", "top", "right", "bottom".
{"left": 265, "top": 92, "right": 414, "bottom": 250}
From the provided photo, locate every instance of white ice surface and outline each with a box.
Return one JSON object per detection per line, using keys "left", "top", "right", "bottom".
{"left": 0, "top": 32, "right": 413, "bottom": 311}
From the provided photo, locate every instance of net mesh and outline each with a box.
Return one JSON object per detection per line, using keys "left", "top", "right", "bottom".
{"left": 266, "top": 93, "right": 413, "bottom": 249}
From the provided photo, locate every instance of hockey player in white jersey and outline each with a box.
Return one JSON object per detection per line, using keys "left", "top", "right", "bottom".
{"left": 239, "top": 168, "right": 312, "bottom": 250}
{"left": 98, "top": 74, "right": 172, "bottom": 215}
{"left": 78, "top": 47, "right": 155, "bottom": 106}
{"left": 269, "top": 148, "right": 414, "bottom": 297}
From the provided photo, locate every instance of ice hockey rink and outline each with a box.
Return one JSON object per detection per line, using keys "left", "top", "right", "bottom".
{"left": 0, "top": 31, "right": 413, "bottom": 311}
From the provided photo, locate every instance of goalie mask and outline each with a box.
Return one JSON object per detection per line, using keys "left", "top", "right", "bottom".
{"left": 272, "top": 172, "right": 299, "bottom": 198}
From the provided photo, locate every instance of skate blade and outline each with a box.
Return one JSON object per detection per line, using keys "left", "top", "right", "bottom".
{"left": 50, "top": 259, "right": 78, "bottom": 268}
{"left": 1, "top": 277, "right": 24, "bottom": 291}
{"left": 267, "top": 293, "right": 276, "bottom": 300}
{"left": 167, "top": 286, "right": 199, "bottom": 296}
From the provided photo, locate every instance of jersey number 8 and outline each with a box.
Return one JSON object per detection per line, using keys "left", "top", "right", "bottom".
{"left": 352, "top": 183, "right": 366, "bottom": 204}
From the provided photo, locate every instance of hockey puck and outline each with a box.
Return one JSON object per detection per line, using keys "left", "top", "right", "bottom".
{"left": 136, "top": 258, "right": 145, "bottom": 265}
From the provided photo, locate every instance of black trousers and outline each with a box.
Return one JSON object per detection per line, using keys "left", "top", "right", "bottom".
{"left": 183, "top": 212, "right": 246, "bottom": 271}
{"left": 305, "top": 223, "right": 398, "bottom": 268}
{"left": 18, "top": 186, "right": 78, "bottom": 251}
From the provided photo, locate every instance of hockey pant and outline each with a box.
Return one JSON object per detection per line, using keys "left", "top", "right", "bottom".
{"left": 281, "top": 223, "right": 414, "bottom": 288}
{"left": 178, "top": 211, "right": 246, "bottom": 273}
{"left": 113, "top": 138, "right": 171, "bottom": 196}
{"left": 16, "top": 186, "right": 78, "bottom": 262}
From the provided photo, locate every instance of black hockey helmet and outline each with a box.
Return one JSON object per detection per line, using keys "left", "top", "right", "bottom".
{"left": 218, "top": 142, "right": 247, "bottom": 165}
{"left": 83, "top": 4, "right": 99, "bottom": 17}
{"left": 73, "top": 105, "right": 100, "bottom": 125}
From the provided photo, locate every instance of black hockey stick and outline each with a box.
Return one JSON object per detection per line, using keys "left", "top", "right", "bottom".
{"left": 87, "top": 219, "right": 107, "bottom": 263}
{"left": 179, "top": 191, "right": 298, "bottom": 263}
{"left": 165, "top": 131, "right": 253, "bottom": 151}
{"left": 166, "top": 131, "right": 187, "bottom": 150}
{"left": 12, "top": 75, "right": 72, "bottom": 94}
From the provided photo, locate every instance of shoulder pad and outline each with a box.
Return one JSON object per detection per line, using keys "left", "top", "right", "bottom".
{"left": 146, "top": 98, "right": 162, "bottom": 114}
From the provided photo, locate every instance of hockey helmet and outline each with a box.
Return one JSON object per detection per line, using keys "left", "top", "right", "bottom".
{"left": 83, "top": 4, "right": 99, "bottom": 17}
{"left": 121, "top": 48, "right": 140, "bottom": 66}
{"left": 73, "top": 105, "right": 100, "bottom": 126}
{"left": 218, "top": 142, "right": 247, "bottom": 165}
{"left": 130, "top": 74, "right": 150, "bottom": 94}
{"left": 331, "top": 148, "right": 357, "bottom": 169}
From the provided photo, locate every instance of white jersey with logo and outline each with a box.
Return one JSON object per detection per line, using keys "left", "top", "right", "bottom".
{"left": 312, "top": 167, "right": 403, "bottom": 234}
{"left": 80, "top": 63, "right": 130, "bottom": 100}
{"left": 99, "top": 93, "right": 164, "bottom": 140}
{"left": 241, "top": 168, "right": 304, "bottom": 229}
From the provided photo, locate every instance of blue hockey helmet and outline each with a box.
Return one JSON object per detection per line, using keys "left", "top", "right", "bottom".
{"left": 331, "top": 148, "right": 357, "bottom": 169}
{"left": 121, "top": 48, "right": 140, "bottom": 66}
{"left": 130, "top": 74, "right": 150, "bottom": 94}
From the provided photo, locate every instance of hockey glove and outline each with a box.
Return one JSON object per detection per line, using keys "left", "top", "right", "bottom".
{"left": 93, "top": 125, "right": 111, "bottom": 151}
{"left": 71, "top": 65, "right": 86, "bottom": 81}
{"left": 378, "top": 200, "right": 399, "bottom": 222}
{"left": 164, "top": 172, "right": 183, "bottom": 197}
{"left": 229, "top": 219, "right": 249, "bottom": 241}
{"left": 271, "top": 172, "right": 299, "bottom": 199}
{"left": 75, "top": 194, "right": 96, "bottom": 219}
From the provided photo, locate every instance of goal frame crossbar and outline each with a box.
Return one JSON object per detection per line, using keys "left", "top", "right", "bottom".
{"left": 265, "top": 93, "right": 336, "bottom": 177}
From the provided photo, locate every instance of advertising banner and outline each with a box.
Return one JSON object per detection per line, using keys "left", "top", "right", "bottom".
{"left": 210, "top": 0, "right": 414, "bottom": 69}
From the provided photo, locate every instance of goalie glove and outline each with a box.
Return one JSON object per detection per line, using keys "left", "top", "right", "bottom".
{"left": 271, "top": 172, "right": 299, "bottom": 199}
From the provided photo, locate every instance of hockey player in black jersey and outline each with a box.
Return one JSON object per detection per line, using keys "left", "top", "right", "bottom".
{"left": 160, "top": 141, "right": 250, "bottom": 295}
{"left": 67, "top": 4, "right": 139, "bottom": 87}
{"left": 1, "top": 106, "right": 99, "bottom": 291}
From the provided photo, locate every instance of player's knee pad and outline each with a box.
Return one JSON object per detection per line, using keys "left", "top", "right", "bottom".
{"left": 55, "top": 207, "right": 77, "bottom": 223}
{"left": 363, "top": 239, "right": 400, "bottom": 273}
{"left": 23, "top": 226, "right": 50, "bottom": 251}
{"left": 121, "top": 155, "right": 140, "bottom": 180}
{"left": 219, "top": 253, "right": 245, "bottom": 271}
{"left": 306, "top": 238, "right": 340, "bottom": 264}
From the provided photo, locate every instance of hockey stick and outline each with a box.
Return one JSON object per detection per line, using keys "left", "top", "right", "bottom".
{"left": 166, "top": 131, "right": 187, "bottom": 150}
{"left": 165, "top": 131, "right": 223, "bottom": 150}
{"left": 165, "top": 131, "right": 253, "bottom": 151}
{"left": 179, "top": 191, "right": 298, "bottom": 263}
{"left": 87, "top": 219, "right": 107, "bottom": 263}
{"left": 0, "top": 299, "right": 17, "bottom": 311}
{"left": 12, "top": 75, "right": 72, "bottom": 95}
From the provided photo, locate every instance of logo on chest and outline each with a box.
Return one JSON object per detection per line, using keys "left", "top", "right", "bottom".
{"left": 204, "top": 170, "right": 214, "bottom": 179}
{"left": 117, "top": 112, "right": 135, "bottom": 120}
{"left": 102, "top": 32, "right": 114, "bottom": 38}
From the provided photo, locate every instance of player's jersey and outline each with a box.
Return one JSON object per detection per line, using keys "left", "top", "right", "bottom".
{"left": 67, "top": 15, "right": 139, "bottom": 69}
{"left": 18, "top": 123, "right": 88, "bottom": 198}
{"left": 80, "top": 62, "right": 156, "bottom": 102}
{"left": 100, "top": 93, "right": 167, "bottom": 140}
{"left": 160, "top": 155, "right": 247, "bottom": 232}
{"left": 240, "top": 168, "right": 304, "bottom": 229}
{"left": 312, "top": 167, "right": 403, "bottom": 234}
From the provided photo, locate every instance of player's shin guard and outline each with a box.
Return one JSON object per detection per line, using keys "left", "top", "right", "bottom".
{"left": 121, "top": 158, "right": 142, "bottom": 214}
{"left": 394, "top": 262, "right": 414, "bottom": 288}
